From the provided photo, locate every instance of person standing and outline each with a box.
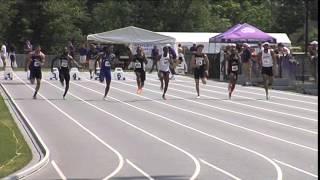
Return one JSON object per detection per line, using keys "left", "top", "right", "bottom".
{"left": 95, "top": 45, "right": 115, "bottom": 99}
{"left": 308, "top": 41, "right": 318, "bottom": 83}
{"left": 86, "top": 44, "right": 98, "bottom": 79}
{"left": 190, "top": 43, "right": 197, "bottom": 54}
{"left": 79, "top": 43, "right": 88, "bottom": 70}
{"left": 241, "top": 43, "right": 252, "bottom": 85}
{"left": 68, "top": 41, "right": 75, "bottom": 58}
{"left": 177, "top": 44, "right": 188, "bottom": 73}
{"left": 26, "top": 45, "right": 45, "bottom": 99}
{"left": 166, "top": 44, "right": 177, "bottom": 79}
{"left": 149, "top": 45, "right": 159, "bottom": 73}
{"left": 258, "top": 42, "right": 276, "bottom": 100}
{"left": 158, "top": 46, "right": 173, "bottom": 100}
{"left": 1, "top": 42, "right": 7, "bottom": 69}
{"left": 190, "top": 44, "right": 209, "bottom": 98}
{"left": 133, "top": 46, "right": 148, "bottom": 94}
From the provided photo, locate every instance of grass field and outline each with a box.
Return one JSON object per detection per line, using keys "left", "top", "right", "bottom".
{"left": 0, "top": 94, "right": 32, "bottom": 178}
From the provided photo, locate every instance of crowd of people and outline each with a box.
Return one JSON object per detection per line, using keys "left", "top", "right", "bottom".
{"left": 0, "top": 39, "right": 318, "bottom": 100}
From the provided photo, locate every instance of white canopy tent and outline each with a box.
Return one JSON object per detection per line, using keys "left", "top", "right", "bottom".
{"left": 87, "top": 26, "right": 176, "bottom": 56}
{"left": 157, "top": 32, "right": 218, "bottom": 53}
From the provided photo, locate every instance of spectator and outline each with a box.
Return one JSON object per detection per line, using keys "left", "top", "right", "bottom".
{"left": 8, "top": 44, "right": 17, "bottom": 68}
{"left": 190, "top": 43, "right": 197, "bottom": 54}
{"left": 1, "top": 42, "right": 7, "bottom": 68}
{"left": 308, "top": 40, "right": 318, "bottom": 83}
{"left": 68, "top": 41, "right": 75, "bottom": 58}
{"left": 165, "top": 44, "right": 177, "bottom": 79}
{"left": 24, "top": 40, "right": 33, "bottom": 68}
{"left": 250, "top": 46, "right": 259, "bottom": 79}
{"left": 241, "top": 43, "right": 252, "bottom": 85}
{"left": 149, "top": 45, "right": 159, "bottom": 73}
{"left": 177, "top": 44, "right": 188, "bottom": 73}
{"left": 79, "top": 43, "right": 88, "bottom": 70}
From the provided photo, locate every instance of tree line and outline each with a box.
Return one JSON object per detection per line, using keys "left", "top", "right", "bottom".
{"left": 0, "top": 0, "right": 318, "bottom": 54}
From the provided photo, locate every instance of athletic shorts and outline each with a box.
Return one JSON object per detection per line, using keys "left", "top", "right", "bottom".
{"left": 99, "top": 69, "right": 111, "bottom": 82}
{"left": 261, "top": 67, "right": 273, "bottom": 76}
{"left": 80, "top": 55, "right": 87, "bottom": 64}
{"left": 194, "top": 68, "right": 205, "bottom": 79}
{"left": 88, "top": 60, "right": 95, "bottom": 70}
{"left": 135, "top": 69, "right": 146, "bottom": 82}
{"left": 59, "top": 68, "right": 70, "bottom": 82}
{"left": 229, "top": 72, "right": 238, "bottom": 81}
{"left": 30, "top": 69, "right": 42, "bottom": 80}
{"left": 158, "top": 70, "right": 170, "bottom": 78}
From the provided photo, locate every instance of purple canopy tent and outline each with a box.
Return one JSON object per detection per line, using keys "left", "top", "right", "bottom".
{"left": 209, "top": 23, "right": 276, "bottom": 43}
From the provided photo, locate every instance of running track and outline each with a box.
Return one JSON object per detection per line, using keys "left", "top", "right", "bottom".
{"left": 1, "top": 71, "right": 317, "bottom": 180}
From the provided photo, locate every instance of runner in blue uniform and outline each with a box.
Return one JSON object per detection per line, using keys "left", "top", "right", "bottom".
{"left": 95, "top": 45, "right": 115, "bottom": 99}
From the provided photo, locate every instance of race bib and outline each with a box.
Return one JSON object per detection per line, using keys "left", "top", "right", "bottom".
{"left": 195, "top": 57, "right": 203, "bottom": 66}
{"left": 231, "top": 65, "right": 238, "bottom": 71}
{"left": 34, "top": 60, "right": 40, "bottom": 67}
{"left": 163, "top": 59, "right": 169, "bottom": 64}
{"left": 61, "top": 60, "right": 68, "bottom": 67}
{"left": 262, "top": 57, "right": 271, "bottom": 65}
{"left": 135, "top": 62, "right": 141, "bottom": 69}
{"left": 105, "top": 61, "right": 111, "bottom": 67}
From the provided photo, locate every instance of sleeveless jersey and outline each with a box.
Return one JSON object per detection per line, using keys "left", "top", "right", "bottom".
{"left": 261, "top": 49, "right": 273, "bottom": 67}
{"left": 159, "top": 53, "right": 170, "bottom": 72}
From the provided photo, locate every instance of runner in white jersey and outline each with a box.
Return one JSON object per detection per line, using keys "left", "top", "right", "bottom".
{"left": 158, "top": 46, "right": 173, "bottom": 100}
{"left": 258, "top": 42, "right": 276, "bottom": 100}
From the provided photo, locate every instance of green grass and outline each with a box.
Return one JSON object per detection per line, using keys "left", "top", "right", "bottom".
{"left": 0, "top": 94, "right": 32, "bottom": 178}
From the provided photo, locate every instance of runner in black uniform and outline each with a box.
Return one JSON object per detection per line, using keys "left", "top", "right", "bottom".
{"left": 26, "top": 45, "right": 45, "bottom": 99}
{"left": 95, "top": 45, "right": 115, "bottom": 99}
{"left": 132, "top": 46, "right": 148, "bottom": 94}
{"left": 190, "top": 44, "right": 209, "bottom": 98}
{"left": 51, "top": 47, "right": 80, "bottom": 99}
{"left": 227, "top": 47, "right": 240, "bottom": 99}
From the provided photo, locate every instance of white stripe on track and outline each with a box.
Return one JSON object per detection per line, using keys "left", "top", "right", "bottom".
{"left": 145, "top": 73, "right": 318, "bottom": 112}
{"left": 71, "top": 79, "right": 283, "bottom": 180}
{"left": 44, "top": 79, "right": 201, "bottom": 180}
{"left": 14, "top": 74, "right": 124, "bottom": 180}
{"left": 51, "top": 160, "right": 66, "bottom": 180}
{"left": 126, "top": 159, "right": 154, "bottom": 180}
{"left": 137, "top": 75, "right": 317, "bottom": 122}
{"left": 110, "top": 79, "right": 317, "bottom": 151}
{"left": 200, "top": 159, "right": 242, "bottom": 180}
{"left": 273, "top": 159, "right": 318, "bottom": 178}
{"left": 165, "top": 74, "right": 317, "bottom": 101}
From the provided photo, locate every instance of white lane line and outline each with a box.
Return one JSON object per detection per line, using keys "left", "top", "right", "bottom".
{"left": 161, "top": 73, "right": 318, "bottom": 100}
{"left": 273, "top": 159, "right": 318, "bottom": 178}
{"left": 143, "top": 73, "right": 318, "bottom": 112}
{"left": 44, "top": 80, "right": 201, "bottom": 180}
{"left": 108, "top": 79, "right": 317, "bottom": 151}
{"left": 126, "top": 159, "right": 154, "bottom": 180}
{"left": 14, "top": 74, "right": 124, "bottom": 180}
{"left": 0, "top": 83, "right": 51, "bottom": 179}
{"left": 73, "top": 79, "right": 283, "bottom": 180}
{"left": 137, "top": 75, "right": 317, "bottom": 122}
{"left": 51, "top": 160, "right": 67, "bottom": 180}
{"left": 200, "top": 159, "right": 242, "bottom": 180}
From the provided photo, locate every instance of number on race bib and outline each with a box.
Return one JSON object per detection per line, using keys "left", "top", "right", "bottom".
{"left": 195, "top": 58, "right": 203, "bottom": 66}
{"left": 231, "top": 65, "right": 238, "bottom": 71}
{"left": 105, "top": 61, "right": 111, "bottom": 67}
{"left": 135, "top": 62, "right": 141, "bottom": 69}
{"left": 34, "top": 61, "right": 40, "bottom": 67}
{"left": 61, "top": 60, "right": 68, "bottom": 67}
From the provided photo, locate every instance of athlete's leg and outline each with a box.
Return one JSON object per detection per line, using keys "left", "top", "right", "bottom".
{"left": 104, "top": 71, "right": 111, "bottom": 98}
{"left": 159, "top": 71, "right": 164, "bottom": 91}
{"left": 195, "top": 79, "right": 200, "bottom": 97}
{"left": 33, "top": 78, "right": 41, "bottom": 99}
{"left": 162, "top": 72, "right": 169, "bottom": 100}
{"left": 63, "top": 72, "right": 70, "bottom": 98}
{"left": 262, "top": 74, "right": 269, "bottom": 99}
